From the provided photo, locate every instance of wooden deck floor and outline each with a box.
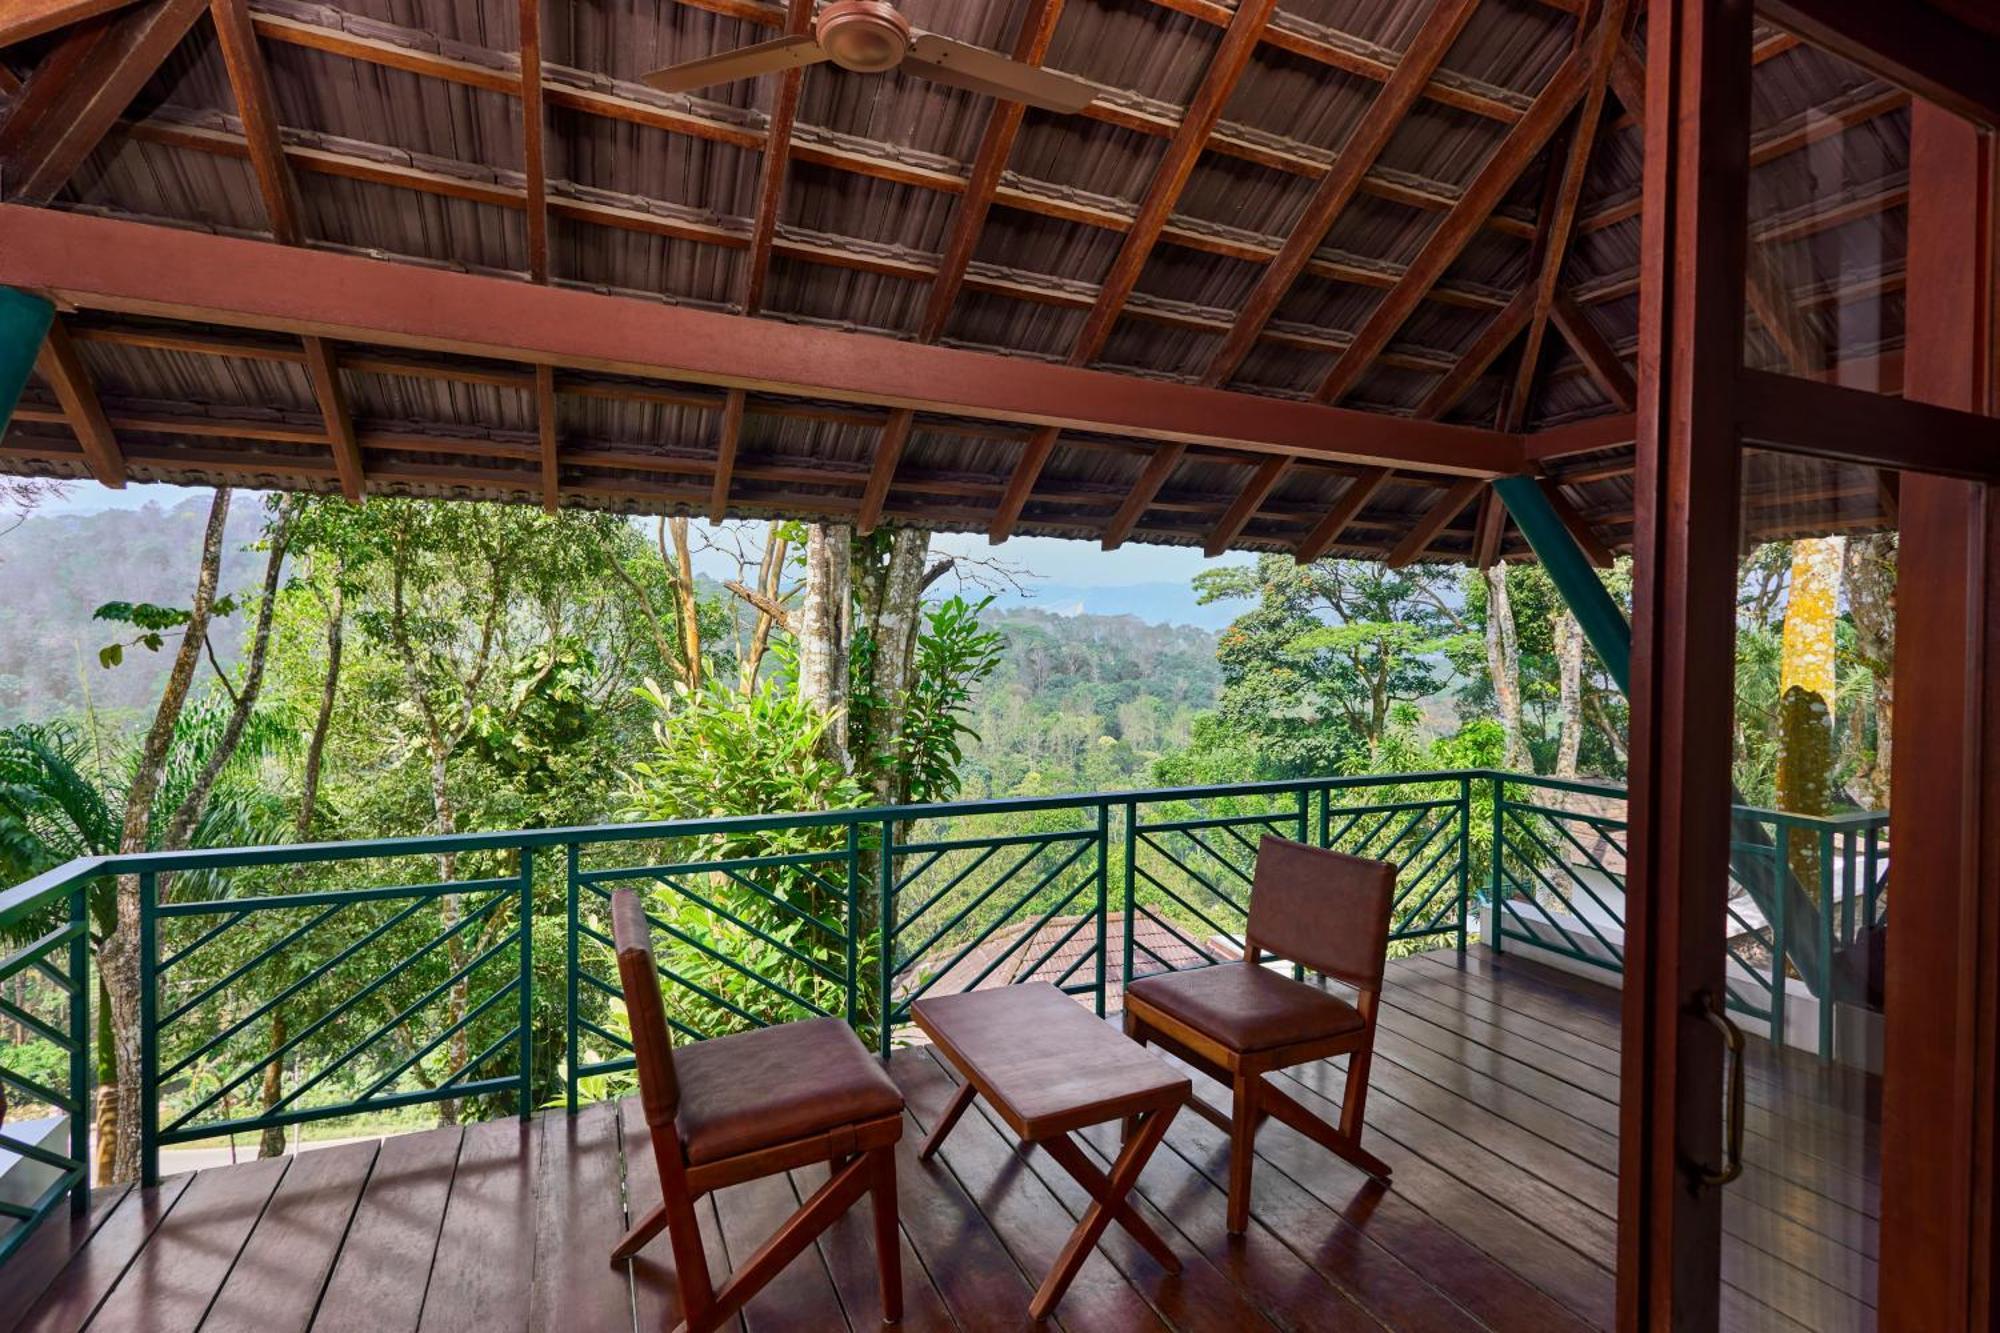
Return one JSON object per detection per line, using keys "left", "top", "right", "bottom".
{"left": 0, "top": 947, "right": 1878, "bottom": 1332}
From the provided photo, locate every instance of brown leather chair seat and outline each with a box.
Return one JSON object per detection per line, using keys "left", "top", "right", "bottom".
{"left": 673, "top": 1017, "right": 903, "bottom": 1164}
{"left": 1126, "top": 961, "right": 1366, "bottom": 1053}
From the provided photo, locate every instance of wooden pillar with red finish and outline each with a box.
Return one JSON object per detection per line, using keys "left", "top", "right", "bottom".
{"left": 1618, "top": 0, "right": 1751, "bottom": 1325}
{"left": 1881, "top": 101, "right": 2000, "bottom": 1333}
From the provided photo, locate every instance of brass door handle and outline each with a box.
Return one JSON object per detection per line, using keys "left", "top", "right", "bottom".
{"left": 1698, "top": 990, "right": 1745, "bottom": 1188}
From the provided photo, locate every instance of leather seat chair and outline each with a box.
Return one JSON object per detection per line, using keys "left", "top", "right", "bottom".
{"left": 1123, "top": 835, "right": 1396, "bottom": 1234}
{"left": 609, "top": 889, "right": 905, "bottom": 1332}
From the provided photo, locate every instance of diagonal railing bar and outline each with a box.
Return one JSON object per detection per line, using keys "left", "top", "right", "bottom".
{"left": 0, "top": 922, "right": 84, "bottom": 984}
{"left": 591, "top": 896, "right": 835, "bottom": 1021}
{"left": 1528, "top": 804, "right": 1628, "bottom": 892}
{"left": 0, "top": 1064, "right": 71, "bottom": 1110}
{"left": 1502, "top": 809, "right": 1632, "bottom": 928}
{"left": 1013, "top": 908, "right": 1102, "bottom": 994}
{"left": 712, "top": 864, "right": 848, "bottom": 936}
{"left": 437, "top": 1021, "right": 524, "bottom": 1092}
{"left": 892, "top": 836, "right": 1094, "bottom": 973}
{"left": 1128, "top": 901, "right": 1226, "bottom": 970}
{"left": 891, "top": 839, "right": 1008, "bottom": 936}
{"left": 1134, "top": 830, "right": 1255, "bottom": 906}
{"left": 898, "top": 876, "right": 1094, "bottom": 1013}
{"left": 1497, "top": 833, "right": 1627, "bottom": 964}
{"left": 160, "top": 901, "right": 348, "bottom": 1026}
{"left": 0, "top": 995, "right": 72, "bottom": 1049}
{"left": 1214, "top": 813, "right": 1297, "bottom": 861}
{"left": 575, "top": 914, "right": 777, "bottom": 1033}
{"left": 158, "top": 906, "right": 253, "bottom": 974}
{"left": 644, "top": 873, "right": 846, "bottom": 987}
{"left": 162, "top": 887, "right": 509, "bottom": 1097}
{"left": 1131, "top": 860, "right": 1249, "bottom": 949}
{"left": 359, "top": 976, "right": 521, "bottom": 1103}
{"left": 268, "top": 926, "right": 525, "bottom": 1117}
{"left": 0, "top": 1129, "right": 88, "bottom": 1175}
{"left": 895, "top": 826, "right": 1095, "bottom": 856}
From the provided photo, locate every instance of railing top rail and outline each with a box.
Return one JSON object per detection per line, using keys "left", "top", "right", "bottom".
{"left": 0, "top": 768, "right": 1890, "bottom": 933}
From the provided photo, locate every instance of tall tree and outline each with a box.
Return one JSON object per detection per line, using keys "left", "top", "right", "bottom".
{"left": 1775, "top": 536, "right": 1843, "bottom": 894}
{"left": 1482, "top": 565, "right": 1526, "bottom": 770}
{"left": 1842, "top": 533, "right": 1896, "bottom": 810}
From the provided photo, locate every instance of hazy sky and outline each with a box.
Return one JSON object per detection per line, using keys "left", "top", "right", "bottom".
{"left": 32, "top": 482, "right": 1258, "bottom": 591}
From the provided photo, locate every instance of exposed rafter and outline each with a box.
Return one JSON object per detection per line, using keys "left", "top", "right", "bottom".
{"left": 1550, "top": 297, "right": 1637, "bottom": 409}
{"left": 1295, "top": 466, "right": 1391, "bottom": 563}
{"left": 1760, "top": 0, "right": 2000, "bottom": 127}
{"left": 1315, "top": 38, "right": 1596, "bottom": 404}
{"left": 708, "top": 388, "right": 745, "bottom": 522}
{"left": 1103, "top": 445, "right": 1186, "bottom": 551}
{"left": 0, "top": 0, "right": 146, "bottom": 46}
{"left": 1385, "top": 478, "right": 1482, "bottom": 567}
{"left": 33, "top": 320, "right": 125, "bottom": 486}
{"left": 741, "top": 0, "right": 814, "bottom": 316}
{"left": 1415, "top": 287, "right": 1536, "bottom": 421}
{"left": 1070, "top": 0, "right": 1279, "bottom": 367}
{"left": 1204, "top": 456, "right": 1290, "bottom": 556}
{"left": 988, "top": 425, "right": 1059, "bottom": 544}
{"left": 857, "top": 409, "right": 914, "bottom": 535}
{"left": 1505, "top": 1, "right": 1625, "bottom": 432}
{"left": 302, "top": 335, "right": 364, "bottom": 501}
{"left": 519, "top": 0, "right": 548, "bottom": 283}
{"left": 210, "top": 0, "right": 302, "bottom": 243}
{"left": 1202, "top": 0, "right": 1483, "bottom": 388}
{"left": 534, "top": 363, "right": 559, "bottom": 512}
{"left": 918, "top": 0, "right": 1065, "bottom": 343}
{"left": 1471, "top": 489, "right": 1506, "bottom": 568}
{"left": 0, "top": 0, "right": 206, "bottom": 203}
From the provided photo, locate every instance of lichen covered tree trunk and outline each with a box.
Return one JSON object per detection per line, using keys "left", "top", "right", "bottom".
{"left": 1555, "top": 608, "right": 1584, "bottom": 778}
{"left": 1842, "top": 532, "right": 1896, "bottom": 810}
{"left": 1483, "top": 565, "right": 1525, "bottom": 770}
{"left": 798, "top": 522, "right": 854, "bottom": 768}
{"left": 1776, "top": 536, "right": 1844, "bottom": 898}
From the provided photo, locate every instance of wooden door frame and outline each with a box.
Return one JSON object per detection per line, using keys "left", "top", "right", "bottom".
{"left": 1881, "top": 102, "right": 2000, "bottom": 1332}
{"left": 1618, "top": 1, "right": 1750, "bottom": 1326}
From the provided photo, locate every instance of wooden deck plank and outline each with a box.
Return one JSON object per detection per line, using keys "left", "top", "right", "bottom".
{"left": 893, "top": 1047, "right": 1173, "bottom": 1331}
{"left": 0, "top": 1183, "right": 131, "bottom": 1331}
{"left": 617, "top": 1096, "right": 734, "bottom": 1333}
{"left": 14, "top": 1179, "right": 181, "bottom": 1333}
{"left": 202, "top": 1142, "right": 379, "bottom": 1333}
{"left": 527, "top": 1101, "right": 631, "bottom": 1332}
{"left": 417, "top": 1116, "right": 541, "bottom": 1333}
{"left": 313, "top": 1124, "right": 463, "bottom": 1333}
{"left": 85, "top": 1155, "right": 289, "bottom": 1333}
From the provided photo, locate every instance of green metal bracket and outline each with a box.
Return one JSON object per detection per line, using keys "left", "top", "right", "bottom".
{"left": 1493, "top": 475, "right": 1629, "bottom": 693}
{"left": 0, "top": 289, "right": 56, "bottom": 437}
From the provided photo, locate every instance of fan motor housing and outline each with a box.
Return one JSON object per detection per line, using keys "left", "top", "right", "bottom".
{"left": 815, "top": 0, "right": 912, "bottom": 72}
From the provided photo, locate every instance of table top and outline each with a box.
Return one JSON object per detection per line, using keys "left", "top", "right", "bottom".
{"left": 911, "top": 983, "right": 1189, "bottom": 1141}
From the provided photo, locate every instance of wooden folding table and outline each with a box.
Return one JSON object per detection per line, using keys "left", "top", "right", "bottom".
{"left": 910, "top": 981, "right": 1189, "bottom": 1320}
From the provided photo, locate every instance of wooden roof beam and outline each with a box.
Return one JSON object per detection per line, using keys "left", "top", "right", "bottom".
{"left": 0, "top": 0, "right": 206, "bottom": 203}
{"left": 1385, "top": 477, "right": 1483, "bottom": 567}
{"left": 33, "top": 321, "right": 125, "bottom": 486}
{"left": 1102, "top": 445, "right": 1186, "bottom": 551}
{"left": 1505, "top": 1, "right": 1625, "bottom": 431}
{"left": 1, "top": 205, "right": 1522, "bottom": 474}
{"left": 1550, "top": 296, "right": 1637, "bottom": 409}
{"left": 989, "top": 424, "right": 1058, "bottom": 544}
{"left": 1203, "top": 0, "right": 1482, "bottom": 388}
{"left": 1315, "top": 35, "right": 1599, "bottom": 405}
{"left": 1295, "top": 466, "right": 1391, "bottom": 563}
{"left": 534, "top": 364, "right": 559, "bottom": 512}
{"left": 1759, "top": 0, "right": 2000, "bottom": 128}
{"left": 209, "top": 0, "right": 301, "bottom": 244}
{"left": 1204, "top": 456, "right": 1290, "bottom": 556}
{"left": 1070, "top": 0, "right": 1278, "bottom": 366}
{"left": 708, "top": 387, "right": 744, "bottom": 522}
{"left": 0, "top": 0, "right": 146, "bottom": 46}
{"left": 856, "top": 408, "right": 913, "bottom": 535}
{"left": 301, "top": 336, "right": 364, "bottom": 500}
{"left": 741, "top": 0, "right": 814, "bottom": 315}
{"left": 918, "top": 0, "right": 1065, "bottom": 343}
{"left": 519, "top": 0, "right": 548, "bottom": 283}
{"left": 1414, "top": 287, "right": 1536, "bottom": 420}
{"left": 1471, "top": 488, "right": 1506, "bottom": 568}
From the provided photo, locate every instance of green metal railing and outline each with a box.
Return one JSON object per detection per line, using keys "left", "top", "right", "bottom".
{"left": 1489, "top": 772, "right": 1890, "bottom": 1055}
{"left": 0, "top": 767, "right": 1883, "bottom": 1269}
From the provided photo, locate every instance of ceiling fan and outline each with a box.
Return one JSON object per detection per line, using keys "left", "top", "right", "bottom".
{"left": 641, "top": 0, "right": 1098, "bottom": 114}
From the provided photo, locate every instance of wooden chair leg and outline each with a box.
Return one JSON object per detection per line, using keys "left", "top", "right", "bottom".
{"left": 1339, "top": 1043, "right": 1375, "bottom": 1141}
{"left": 611, "top": 1200, "right": 670, "bottom": 1262}
{"left": 1261, "top": 1076, "right": 1391, "bottom": 1183}
{"left": 1226, "top": 1074, "right": 1258, "bottom": 1234}
{"left": 683, "top": 1153, "right": 874, "bottom": 1333}
{"left": 869, "top": 1147, "right": 903, "bottom": 1324}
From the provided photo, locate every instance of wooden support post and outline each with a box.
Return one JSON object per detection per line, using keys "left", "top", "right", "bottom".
{"left": 302, "top": 335, "right": 364, "bottom": 501}
{"left": 1617, "top": 0, "right": 1748, "bottom": 1325}
{"left": 1102, "top": 445, "right": 1184, "bottom": 551}
{"left": 989, "top": 424, "right": 1058, "bottom": 544}
{"left": 740, "top": 0, "right": 814, "bottom": 316}
{"left": 856, "top": 408, "right": 912, "bottom": 535}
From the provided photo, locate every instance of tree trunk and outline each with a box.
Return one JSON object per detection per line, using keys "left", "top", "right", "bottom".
{"left": 798, "top": 523, "right": 854, "bottom": 767}
{"left": 1776, "top": 536, "right": 1843, "bottom": 898}
{"left": 1555, "top": 609, "right": 1583, "bottom": 778}
{"left": 853, "top": 529, "right": 931, "bottom": 805}
{"left": 256, "top": 1012, "right": 289, "bottom": 1158}
{"left": 100, "top": 487, "right": 233, "bottom": 1185}
{"left": 741, "top": 527, "right": 789, "bottom": 694}
{"left": 297, "top": 577, "right": 344, "bottom": 839}
{"left": 1483, "top": 565, "right": 1525, "bottom": 770}
{"left": 662, "top": 517, "right": 702, "bottom": 691}
{"left": 1843, "top": 533, "right": 1896, "bottom": 810}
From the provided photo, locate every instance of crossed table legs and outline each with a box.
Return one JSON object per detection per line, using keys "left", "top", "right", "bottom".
{"left": 918, "top": 1076, "right": 1184, "bottom": 1320}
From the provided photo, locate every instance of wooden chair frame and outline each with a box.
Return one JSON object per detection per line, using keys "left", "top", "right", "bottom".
{"left": 1123, "top": 877, "right": 1393, "bottom": 1235}
{"left": 609, "top": 890, "right": 903, "bottom": 1333}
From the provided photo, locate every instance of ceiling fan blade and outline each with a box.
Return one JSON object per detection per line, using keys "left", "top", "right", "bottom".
{"left": 640, "top": 35, "right": 829, "bottom": 95}
{"left": 904, "top": 33, "right": 1099, "bottom": 114}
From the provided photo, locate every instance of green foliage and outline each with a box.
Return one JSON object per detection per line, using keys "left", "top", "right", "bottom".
{"left": 892, "top": 596, "right": 1004, "bottom": 804}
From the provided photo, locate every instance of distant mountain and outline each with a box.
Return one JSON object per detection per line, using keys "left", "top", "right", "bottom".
{"left": 982, "top": 581, "right": 1249, "bottom": 630}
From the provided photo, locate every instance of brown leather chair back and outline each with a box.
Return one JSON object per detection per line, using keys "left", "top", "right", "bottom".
{"left": 611, "top": 888, "right": 680, "bottom": 1126}
{"left": 1244, "top": 835, "right": 1396, "bottom": 990}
